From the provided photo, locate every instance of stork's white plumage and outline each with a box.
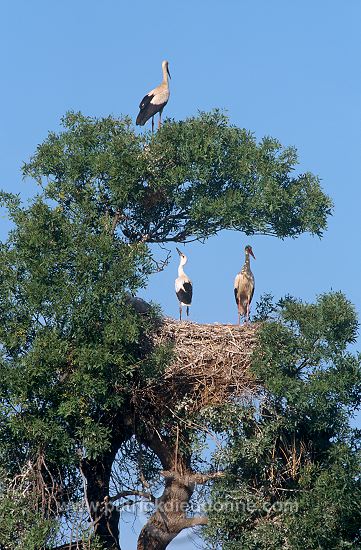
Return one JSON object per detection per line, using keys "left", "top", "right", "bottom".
{"left": 234, "top": 245, "right": 256, "bottom": 325}
{"left": 175, "top": 247, "right": 192, "bottom": 321}
{"left": 136, "top": 60, "right": 171, "bottom": 132}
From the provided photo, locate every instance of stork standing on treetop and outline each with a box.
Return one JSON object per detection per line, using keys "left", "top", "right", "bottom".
{"left": 136, "top": 60, "right": 171, "bottom": 132}
{"left": 175, "top": 248, "right": 193, "bottom": 321}
{"left": 234, "top": 245, "right": 256, "bottom": 325}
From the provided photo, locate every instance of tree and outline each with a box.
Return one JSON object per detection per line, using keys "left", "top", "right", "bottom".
{"left": 0, "top": 111, "right": 334, "bottom": 550}
{"left": 204, "top": 293, "right": 361, "bottom": 549}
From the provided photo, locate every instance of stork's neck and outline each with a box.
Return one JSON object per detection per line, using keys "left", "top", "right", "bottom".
{"left": 178, "top": 258, "right": 187, "bottom": 277}
{"left": 243, "top": 251, "right": 251, "bottom": 270}
{"left": 162, "top": 64, "right": 169, "bottom": 85}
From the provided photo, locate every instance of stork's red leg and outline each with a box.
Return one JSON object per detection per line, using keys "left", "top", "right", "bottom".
{"left": 158, "top": 112, "right": 162, "bottom": 129}
{"left": 179, "top": 304, "right": 182, "bottom": 321}
{"left": 152, "top": 117, "right": 154, "bottom": 133}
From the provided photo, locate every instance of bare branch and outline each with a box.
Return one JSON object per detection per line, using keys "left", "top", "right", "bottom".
{"left": 110, "top": 489, "right": 156, "bottom": 504}
{"left": 79, "top": 461, "right": 92, "bottom": 520}
{"left": 150, "top": 246, "right": 172, "bottom": 272}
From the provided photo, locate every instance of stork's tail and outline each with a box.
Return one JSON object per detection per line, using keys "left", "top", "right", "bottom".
{"left": 237, "top": 299, "right": 247, "bottom": 316}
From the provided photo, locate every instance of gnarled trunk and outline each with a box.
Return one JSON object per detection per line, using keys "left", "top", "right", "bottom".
{"left": 136, "top": 429, "right": 211, "bottom": 550}
{"left": 137, "top": 470, "right": 207, "bottom": 550}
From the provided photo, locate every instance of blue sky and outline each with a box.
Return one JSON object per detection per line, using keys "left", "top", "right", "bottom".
{"left": 1, "top": 1, "right": 361, "bottom": 548}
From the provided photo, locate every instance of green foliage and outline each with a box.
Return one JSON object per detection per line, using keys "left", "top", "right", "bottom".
{"left": 205, "top": 293, "right": 361, "bottom": 550}
{"left": 22, "top": 110, "right": 332, "bottom": 244}
{"left": 0, "top": 194, "right": 154, "bottom": 465}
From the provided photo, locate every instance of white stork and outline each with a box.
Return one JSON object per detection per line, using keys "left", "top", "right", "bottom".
{"left": 175, "top": 248, "right": 192, "bottom": 321}
{"left": 234, "top": 245, "right": 256, "bottom": 325}
{"left": 136, "top": 60, "right": 171, "bottom": 132}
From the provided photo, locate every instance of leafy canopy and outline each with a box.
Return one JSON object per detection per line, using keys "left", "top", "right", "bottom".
{"left": 205, "top": 293, "right": 361, "bottom": 550}
{"left": 23, "top": 110, "right": 332, "bottom": 243}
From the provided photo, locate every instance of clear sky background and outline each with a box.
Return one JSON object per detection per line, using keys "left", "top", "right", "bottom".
{"left": 1, "top": 1, "right": 360, "bottom": 548}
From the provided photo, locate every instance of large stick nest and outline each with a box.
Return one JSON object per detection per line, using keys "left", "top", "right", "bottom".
{"left": 133, "top": 319, "right": 260, "bottom": 416}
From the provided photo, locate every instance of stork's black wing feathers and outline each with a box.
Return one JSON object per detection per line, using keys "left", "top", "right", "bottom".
{"left": 250, "top": 286, "right": 255, "bottom": 304}
{"left": 176, "top": 281, "right": 193, "bottom": 306}
{"left": 139, "top": 93, "right": 154, "bottom": 110}
{"left": 234, "top": 287, "right": 239, "bottom": 305}
{"left": 136, "top": 97, "right": 167, "bottom": 126}
{"left": 136, "top": 94, "right": 155, "bottom": 126}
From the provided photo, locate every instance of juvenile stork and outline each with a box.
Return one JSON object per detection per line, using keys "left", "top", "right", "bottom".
{"left": 234, "top": 245, "right": 256, "bottom": 325}
{"left": 136, "top": 60, "right": 171, "bottom": 132}
{"left": 175, "top": 248, "right": 193, "bottom": 321}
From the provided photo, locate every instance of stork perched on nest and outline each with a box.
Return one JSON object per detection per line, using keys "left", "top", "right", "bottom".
{"left": 136, "top": 60, "right": 171, "bottom": 132}
{"left": 175, "top": 248, "right": 193, "bottom": 321}
{"left": 234, "top": 245, "right": 256, "bottom": 325}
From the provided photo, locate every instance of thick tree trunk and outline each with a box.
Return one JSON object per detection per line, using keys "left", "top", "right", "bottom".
{"left": 136, "top": 430, "right": 209, "bottom": 550}
{"left": 81, "top": 452, "right": 120, "bottom": 550}
{"left": 137, "top": 471, "right": 207, "bottom": 550}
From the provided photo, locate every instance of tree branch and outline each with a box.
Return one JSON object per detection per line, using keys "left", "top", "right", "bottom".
{"left": 110, "top": 489, "right": 156, "bottom": 504}
{"left": 111, "top": 209, "right": 122, "bottom": 235}
{"left": 180, "top": 516, "right": 208, "bottom": 529}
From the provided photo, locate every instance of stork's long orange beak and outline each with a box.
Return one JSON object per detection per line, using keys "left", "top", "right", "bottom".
{"left": 250, "top": 249, "right": 256, "bottom": 259}
{"left": 167, "top": 66, "right": 171, "bottom": 79}
{"left": 176, "top": 247, "right": 182, "bottom": 255}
